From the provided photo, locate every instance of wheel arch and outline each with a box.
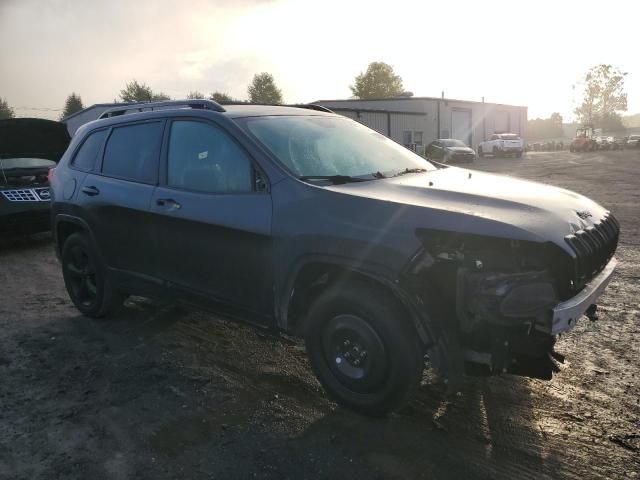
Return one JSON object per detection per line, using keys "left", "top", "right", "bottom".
{"left": 279, "top": 257, "right": 433, "bottom": 346}
{"left": 54, "top": 215, "right": 95, "bottom": 257}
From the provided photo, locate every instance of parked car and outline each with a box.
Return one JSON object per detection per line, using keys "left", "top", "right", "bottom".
{"left": 0, "top": 118, "right": 70, "bottom": 235}
{"left": 51, "top": 100, "right": 620, "bottom": 416}
{"left": 609, "top": 137, "right": 626, "bottom": 150}
{"left": 426, "top": 139, "right": 476, "bottom": 163}
{"left": 478, "top": 133, "right": 524, "bottom": 158}
{"left": 594, "top": 136, "right": 611, "bottom": 150}
{"left": 627, "top": 134, "right": 640, "bottom": 148}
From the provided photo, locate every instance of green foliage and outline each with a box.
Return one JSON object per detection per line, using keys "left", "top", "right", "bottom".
{"left": 187, "top": 91, "right": 205, "bottom": 99}
{"left": 61, "top": 93, "right": 84, "bottom": 119}
{"left": 527, "top": 112, "right": 564, "bottom": 139}
{"left": 575, "top": 65, "right": 627, "bottom": 130}
{"left": 248, "top": 73, "right": 283, "bottom": 104}
{"left": 350, "top": 62, "right": 404, "bottom": 99}
{"left": 209, "top": 91, "right": 235, "bottom": 103}
{"left": 0, "top": 97, "right": 15, "bottom": 119}
{"left": 622, "top": 113, "right": 640, "bottom": 128}
{"left": 119, "top": 80, "right": 170, "bottom": 103}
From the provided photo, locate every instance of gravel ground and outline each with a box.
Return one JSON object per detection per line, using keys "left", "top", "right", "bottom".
{"left": 1, "top": 149, "right": 638, "bottom": 480}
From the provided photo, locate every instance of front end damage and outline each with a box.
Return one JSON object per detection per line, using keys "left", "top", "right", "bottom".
{"left": 403, "top": 216, "right": 619, "bottom": 381}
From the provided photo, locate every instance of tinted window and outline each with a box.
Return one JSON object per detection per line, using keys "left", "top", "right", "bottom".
{"left": 167, "top": 120, "right": 253, "bottom": 193}
{"left": 72, "top": 129, "right": 108, "bottom": 171}
{"left": 102, "top": 122, "right": 162, "bottom": 183}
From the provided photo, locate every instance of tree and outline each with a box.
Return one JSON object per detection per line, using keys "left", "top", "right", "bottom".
{"left": 187, "top": 91, "right": 205, "bottom": 99}
{"left": 527, "top": 112, "right": 564, "bottom": 140}
{"left": 350, "top": 62, "right": 404, "bottom": 99}
{"left": 575, "top": 65, "right": 627, "bottom": 130}
{"left": 61, "top": 93, "right": 84, "bottom": 119}
{"left": 0, "top": 97, "right": 15, "bottom": 119}
{"left": 119, "top": 80, "right": 170, "bottom": 102}
{"left": 209, "top": 91, "right": 235, "bottom": 103}
{"left": 247, "top": 73, "right": 283, "bottom": 104}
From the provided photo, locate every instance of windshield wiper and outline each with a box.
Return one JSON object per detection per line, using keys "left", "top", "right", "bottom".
{"left": 299, "top": 175, "right": 371, "bottom": 185}
{"left": 390, "top": 167, "right": 428, "bottom": 177}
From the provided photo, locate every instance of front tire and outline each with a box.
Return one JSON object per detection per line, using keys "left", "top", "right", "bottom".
{"left": 61, "top": 233, "right": 121, "bottom": 318}
{"left": 478, "top": 146, "right": 484, "bottom": 157}
{"left": 304, "top": 281, "right": 424, "bottom": 416}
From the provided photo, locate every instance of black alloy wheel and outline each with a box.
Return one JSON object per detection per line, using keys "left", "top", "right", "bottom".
{"left": 61, "top": 233, "right": 121, "bottom": 317}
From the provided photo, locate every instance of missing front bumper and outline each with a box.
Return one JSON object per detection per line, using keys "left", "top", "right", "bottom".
{"left": 551, "top": 257, "right": 618, "bottom": 334}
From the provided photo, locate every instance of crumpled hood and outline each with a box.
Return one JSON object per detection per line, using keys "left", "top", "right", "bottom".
{"left": 0, "top": 118, "right": 70, "bottom": 162}
{"left": 326, "top": 167, "right": 609, "bottom": 253}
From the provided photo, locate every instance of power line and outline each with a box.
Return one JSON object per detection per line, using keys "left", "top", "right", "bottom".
{"left": 13, "top": 106, "right": 64, "bottom": 112}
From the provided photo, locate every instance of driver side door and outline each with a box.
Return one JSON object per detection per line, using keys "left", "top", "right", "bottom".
{"left": 150, "top": 118, "right": 274, "bottom": 324}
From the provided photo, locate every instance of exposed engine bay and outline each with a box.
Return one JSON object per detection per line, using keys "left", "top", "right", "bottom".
{"left": 405, "top": 225, "right": 618, "bottom": 381}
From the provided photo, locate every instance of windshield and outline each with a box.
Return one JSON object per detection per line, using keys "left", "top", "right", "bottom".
{"left": 441, "top": 139, "right": 467, "bottom": 147}
{"left": 243, "top": 116, "right": 435, "bottom": 178}
{"left": 499, "top": 134, "right": 520, "bottom": 140}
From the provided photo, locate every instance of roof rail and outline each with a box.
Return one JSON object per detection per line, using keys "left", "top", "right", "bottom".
{"left": 98, "top": 99, "right": 226, "bottom": 119}
{"left": 290, "top": 104, "right": 334, "bottom": 113}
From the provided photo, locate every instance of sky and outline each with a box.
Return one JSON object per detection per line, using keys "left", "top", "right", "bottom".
{"left": 1, "top": 0, "right": 638, "bottom": 121}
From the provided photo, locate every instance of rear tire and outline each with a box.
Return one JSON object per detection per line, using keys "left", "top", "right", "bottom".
{"left": 492, "top": 147, "right": 501, "bottom": 157}
{"left": 304, "top": 281, "right": 424, "bottom": 416}
{"left": 61, "top": 233, "right": 122, "bottom": 318}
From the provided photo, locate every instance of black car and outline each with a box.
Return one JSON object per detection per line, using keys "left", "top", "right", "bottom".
{"left": 1, "top": 118, "right": 70, "bottom": 235}
{"left": 50, "top": 100, "right": 619, "bottom": 416}
{"left": 426, "top": 138, "right": 476, "bottom": 163}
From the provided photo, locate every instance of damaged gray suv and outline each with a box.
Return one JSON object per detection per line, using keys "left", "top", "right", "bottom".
{"left": 50, "top": 100, "right": 619, "bottom": 416}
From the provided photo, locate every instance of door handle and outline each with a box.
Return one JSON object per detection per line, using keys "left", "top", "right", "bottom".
{"left": 156, "top": 198, "right": 181, "bottom": 209}
{"left": 81, "top": 185, "right": 100, "bottom": 196}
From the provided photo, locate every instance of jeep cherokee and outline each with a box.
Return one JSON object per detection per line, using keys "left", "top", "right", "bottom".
{"left": 50, "top": 100, "right": 619, "bottom": 416}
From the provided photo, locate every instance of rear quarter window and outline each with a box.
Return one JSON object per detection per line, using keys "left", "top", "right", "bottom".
{"left": 71, "top": 129, "right": 108, "bottom": 171}
{"left": 101, "top": 122, "right": 163, "bottom": 183}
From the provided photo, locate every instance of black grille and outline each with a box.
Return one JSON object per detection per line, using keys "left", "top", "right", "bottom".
{"left": 564, "top": 212, "right": 619, "bottom": 286}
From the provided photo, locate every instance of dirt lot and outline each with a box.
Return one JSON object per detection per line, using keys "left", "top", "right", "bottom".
{"left": 1, "top": 150, "right": 639, "bottom": 480}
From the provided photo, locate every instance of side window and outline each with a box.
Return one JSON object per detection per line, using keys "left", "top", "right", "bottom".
{"left": 490, "top": 134, "right": 498, "bottom": 141}
{"left": 72, "top": 129, "right": 108, "bottom": 171}
{"left": 413, "top": 131, "right": 423, "bottom": 146}
{"left": 102, "top": 122, "right": 163, "bottom": 183}
{"left": 167, "top": 120, "right": 253, "bottom": 193}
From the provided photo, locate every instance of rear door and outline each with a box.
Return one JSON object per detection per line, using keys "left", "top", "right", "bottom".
{"left": 428, "top": 140, "right": 443, "bottom": 159}
{"left": 150, "top": 118, "right": 273, "bottom": 322}
{"left": 78, "top": 120, "right": 164, "bottom": 279}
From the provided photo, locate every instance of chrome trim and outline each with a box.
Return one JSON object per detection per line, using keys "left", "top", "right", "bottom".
{"left": 551, "top": 257, "right": 617, "bottom": 334}
{"left": 1, "top": 187, "right": 50, "bottom": 202}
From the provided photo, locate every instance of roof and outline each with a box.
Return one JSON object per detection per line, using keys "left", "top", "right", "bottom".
{"left": 72, "top": 103, "right": 337, "bottom": 137}
{"left": 314, "top": 96, "right": 527, "bottom": 109}
{"left": 65, "top": 102, "right": 334, "bottom": 123}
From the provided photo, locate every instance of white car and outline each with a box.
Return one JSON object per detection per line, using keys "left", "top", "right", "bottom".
{"left": 627, "top": 134, "right": 640, "bottom": 148}
{"left": 478, "top": 133, "right": 524, "bottom": 158}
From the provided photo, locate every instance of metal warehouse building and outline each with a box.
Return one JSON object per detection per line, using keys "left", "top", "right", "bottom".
{"left": 314, "top": 96, "right": 527, "bottom": 153}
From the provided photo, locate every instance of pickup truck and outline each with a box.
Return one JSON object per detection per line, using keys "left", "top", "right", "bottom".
{"left": 478, "top": 133, "right": 524, "bottom": 158}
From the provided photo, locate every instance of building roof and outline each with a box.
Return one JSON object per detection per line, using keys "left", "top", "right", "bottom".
{"left": 314, "top": 96, "right": 527, "bottom": 109}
